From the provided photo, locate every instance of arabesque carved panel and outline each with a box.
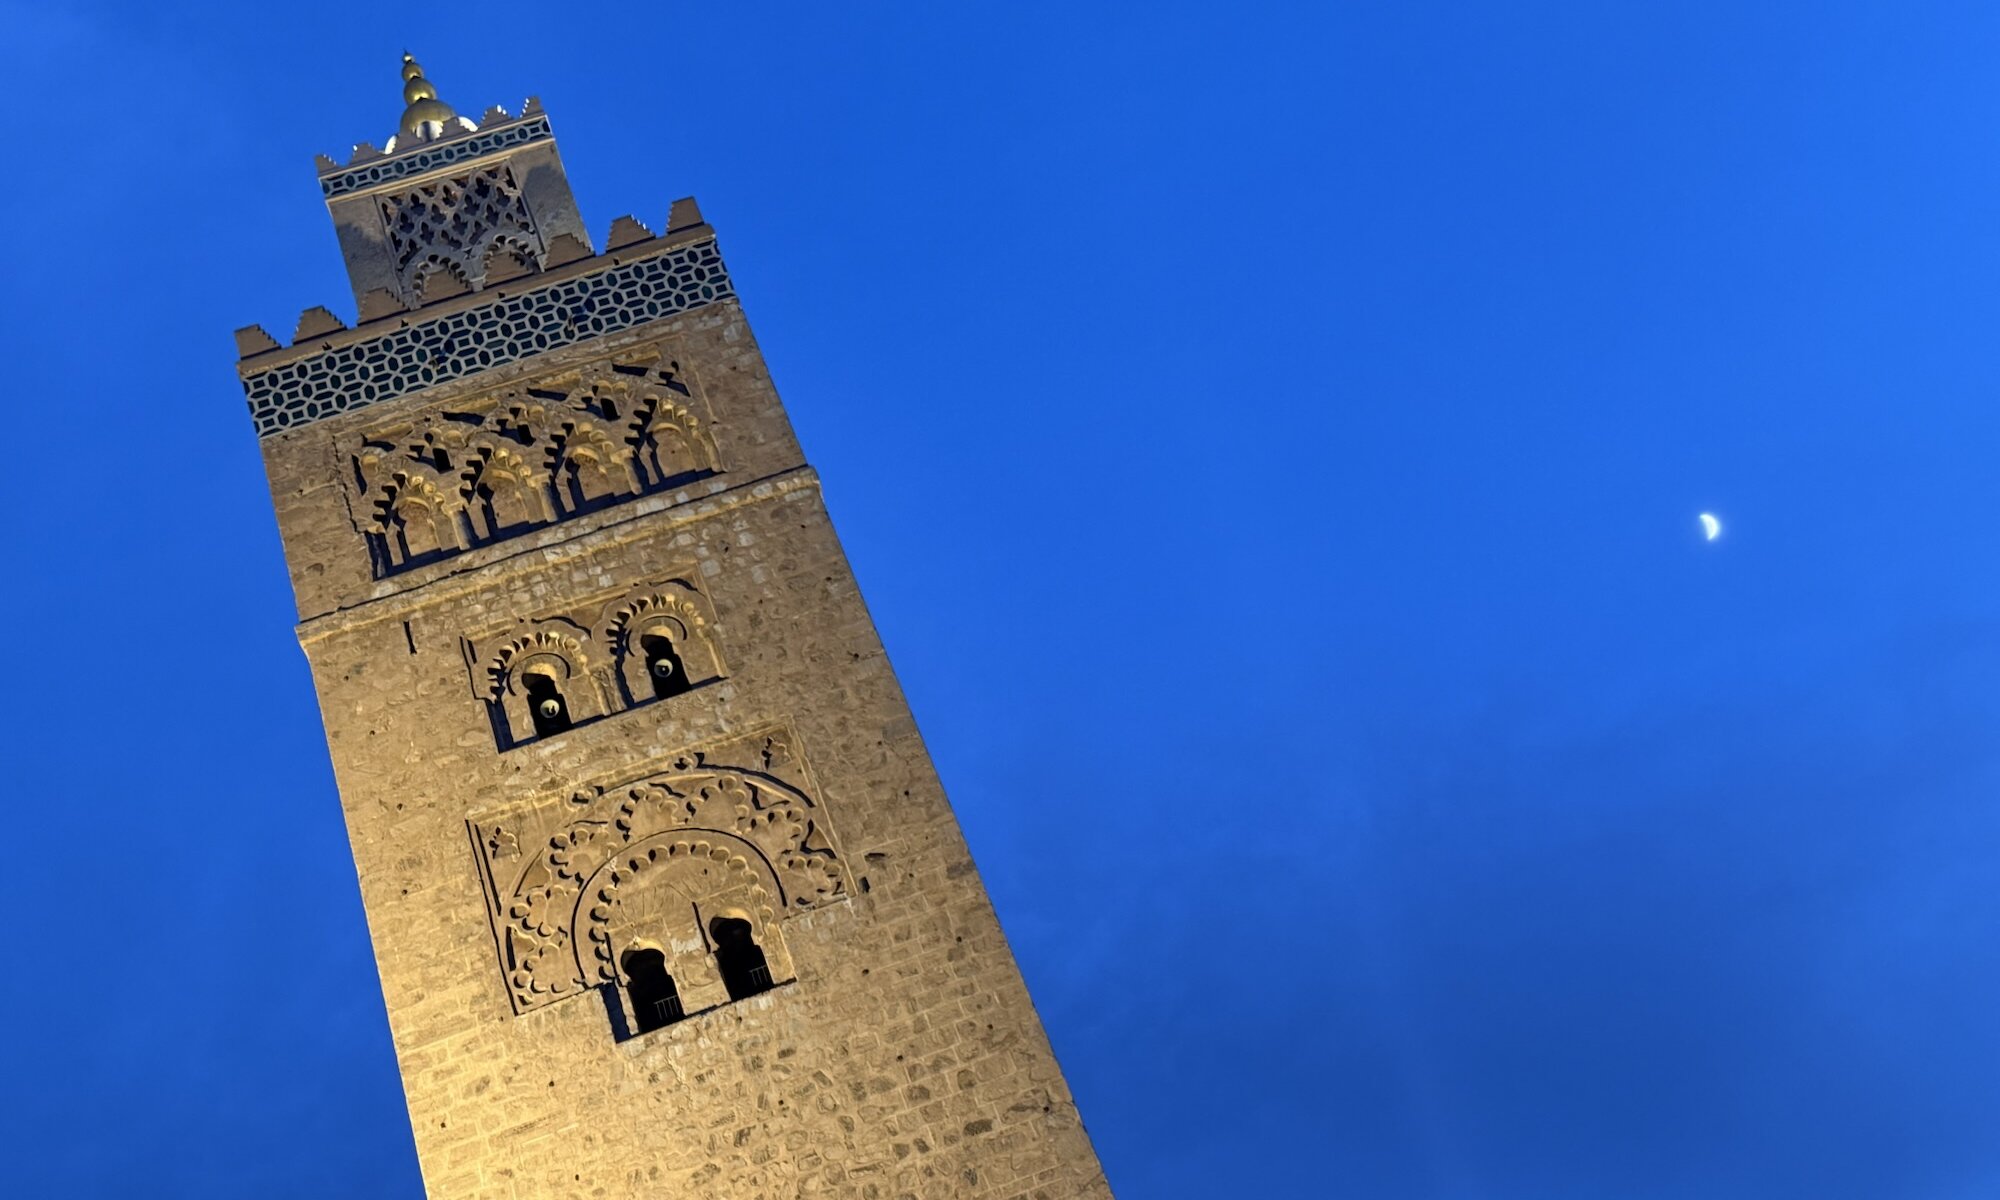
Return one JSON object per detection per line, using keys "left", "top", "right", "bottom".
{"left": 379, "top": 163, "right": 542, "bottom": 299}
{"left": 468, "top": 725, "right": 849, "bottom": 1015}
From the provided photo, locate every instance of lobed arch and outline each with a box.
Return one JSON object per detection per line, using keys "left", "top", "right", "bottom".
{"left": 550, "top": 415, "right": 639, "bottom": 513}
{"left": 479, "top": 618, "right": 608, "bottom": 747}
{"left": 479, "top": 232, "right": 541, "bottom": 286}
{"left": 599, "top": 579, "right": 725, "bottom": 706}
{"left": 412, "top": 256, "right": 472, "bottom": 303}
{"left": 461, "top": 441, "right": 553, "bottom": 540}
{"left": 572, "top": 829, "right": 793, "bottom": 1018}
{"left": 633, "top": 393, "right": 720, "bottom": 486}
{"left": 369, "top": 464, "right": 467, "bottom": 567}
{"left": 474, "top": 735, "right": 850, "bottom": 1017}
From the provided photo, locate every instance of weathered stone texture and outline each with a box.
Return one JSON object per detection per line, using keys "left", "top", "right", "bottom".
{"left": 257, "top": 293, "right": 1112, "bottom": 1197}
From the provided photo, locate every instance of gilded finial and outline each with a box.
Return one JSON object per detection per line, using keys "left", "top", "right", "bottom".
{"left": 397, "top": 52, "right": 466, "bottom": 142}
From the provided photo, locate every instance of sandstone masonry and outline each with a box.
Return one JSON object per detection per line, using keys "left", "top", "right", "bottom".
{"left": 240, "top": 57, "right": 1112, "bottom": 1200}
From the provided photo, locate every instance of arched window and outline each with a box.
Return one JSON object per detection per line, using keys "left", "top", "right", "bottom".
{"left": 711, "top": 916, "right": 774, "bottom": 1001}
{"left": 523, "top": 671, "right": 572, "bottom": 737}
{"left": 471, "top": 463, "right": 542, "bottom": 541}
{"left": 641, "top": 631, "right": 692, "bottom": 700}
{"left": 621, "top": 948, "right": 682, "bottom": 1033}
{"left": 560, "top": 449, "right": 625, "bottom": 514}
{"left": 392, "top": 496, "right": 442, "bottom": 563}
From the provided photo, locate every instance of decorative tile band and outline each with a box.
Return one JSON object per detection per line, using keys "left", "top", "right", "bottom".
{"left": 320, "top": 116, "right": 554, "bottom": 198}
{"left": 242, "top": 238, "right": 733, "bottom": 437}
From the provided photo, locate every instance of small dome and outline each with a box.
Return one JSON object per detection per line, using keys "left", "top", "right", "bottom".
{"left": 394, "top": 54, "right": 468, "bottom": 142}
{"left": 401, "top": 97, "right": 459, "bottom": 138}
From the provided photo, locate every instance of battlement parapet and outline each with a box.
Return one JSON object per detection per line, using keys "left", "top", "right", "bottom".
{"left": 236, "top": 215, "right": 727, "bottom": 438}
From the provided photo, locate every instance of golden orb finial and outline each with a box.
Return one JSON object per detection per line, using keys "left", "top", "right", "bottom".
{"left": 396, "top": 52, "right": 463, "bottom": 142}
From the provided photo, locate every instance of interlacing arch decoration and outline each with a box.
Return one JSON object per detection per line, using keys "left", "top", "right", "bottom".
{"left": 379, "top": 163, "right": 543, "bottom": 301}
{"left": 550, "top": 411, "right": 640, "bottom": 515}
{"left": 462, "top": 436, "right": 553, "bottom": 539}
{"left": 463, "top": 575, "right": 725, "bottom": 749}
{"left": 374, "top": 463, "right": 468, "bottom": 564}
{"left": 348, "top": 351, "right": 720, "bottom": 576}
{"left": 633, "top": 392, "right": 720, "bottom": 483}
{"left": 469, "top": 726, "right": 849, "bottom": 1017}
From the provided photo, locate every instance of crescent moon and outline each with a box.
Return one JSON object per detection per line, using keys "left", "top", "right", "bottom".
{"left": 1699, "top": 513, "right": 1721, "bottom": 541}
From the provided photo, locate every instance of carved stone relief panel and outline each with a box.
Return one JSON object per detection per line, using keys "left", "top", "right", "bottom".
{"left": 467, "top": 724, "right": 850, "bottom": 1017}
{"left": 378, "top": 163, "right": 542, "bottom": 300}
{"left": 345, "top": 347, "right": 721, "bottom": 576}
{"left": 462, "top": 572, "right": 727, "bottom": 750}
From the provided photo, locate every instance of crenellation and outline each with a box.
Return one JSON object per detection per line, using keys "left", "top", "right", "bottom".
{"left": 666, "top": 196, "right": 705, "bottom": 233}
{"left": 544, "top": 231, "right": 591, "bottom": 267}
{"left": 234, "top": 323, "right": 280, "bottom": 357}
{"left": 605, "top": 215, "right": 655, "bottom": 250}
{"left": 358, "top": 286, "right": 404, "bottom": 321}
{"left": 293, "top": 304, "right": 347, "bottom": 340}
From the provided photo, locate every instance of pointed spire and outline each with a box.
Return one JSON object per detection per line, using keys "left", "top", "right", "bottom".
{"left": 397, "top": 52, "right": 466, "bottom": 142}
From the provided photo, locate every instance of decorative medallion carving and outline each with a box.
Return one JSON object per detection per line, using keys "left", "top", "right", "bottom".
{"left": 468, "top": 724, "right": 850, "bottom": 1015}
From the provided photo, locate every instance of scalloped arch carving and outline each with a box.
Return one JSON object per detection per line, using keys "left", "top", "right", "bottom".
{"left": 471, "top": 725, "right": 847, "bottom": 1015}
{"left": 576, "top": 833, "right": 792, "bottom": 1015}
{"left": 599, "top": 579, "right": 725, "bottom": 706}
{"left": 473, "top": 618, "right": 608, "bottom": 747}
{"left": 463, "top": 574, "right": 725, "bottom": 750}
{"left": 349, "top": 349, "right": 720, "bottom": 576}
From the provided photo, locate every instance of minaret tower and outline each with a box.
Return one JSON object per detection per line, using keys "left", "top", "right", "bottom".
{"left": 237, "top": 58, "right": 1111, "bottom": 1199}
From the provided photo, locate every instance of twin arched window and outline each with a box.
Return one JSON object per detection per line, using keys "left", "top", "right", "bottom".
{"left": 480, "top": 590, "right": 720, "bottom": 750}
{"left": 618, "top": 916, "right": 776, "bottom": 1037}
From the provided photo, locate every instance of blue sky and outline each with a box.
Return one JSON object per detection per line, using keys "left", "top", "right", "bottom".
{"left": 5, "top": 2, "right": 2000, "bottom": 1196}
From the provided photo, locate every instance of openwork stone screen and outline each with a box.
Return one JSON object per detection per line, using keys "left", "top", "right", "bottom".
{"left": 381, "top": 163, "right": 540, "bottom": 294}
{"left": 241, "top": 238, "right": 734, "bottom": 437}
{"left": 320, "top": 116, "right": 554, "bottom": 198}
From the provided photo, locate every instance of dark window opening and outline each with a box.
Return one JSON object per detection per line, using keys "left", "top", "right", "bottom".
{"left": 712, "top": 917, "right": 774, "bottom": 1001}
{"left": 641, "top": 633, "right": 693, "bottom": 700}
{"left": 523, "top": 673, "right": 572, "bottom": 737}
{"left": 621, "top": 948, "right": 683, "bottom": 1033}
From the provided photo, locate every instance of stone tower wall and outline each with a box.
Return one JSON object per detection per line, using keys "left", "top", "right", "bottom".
{"left": 245, "top": 103, "right": 1111, "bottom": 1200}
